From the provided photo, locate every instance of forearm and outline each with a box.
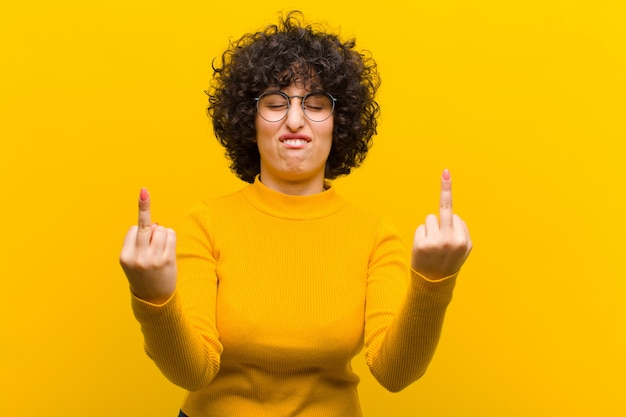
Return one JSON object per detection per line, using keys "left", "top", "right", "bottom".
{"left": 131, "top": 291, "right": 223, "bottom": 391}
{"left": 367, "top": 270, "right": 457, "bottom": 392}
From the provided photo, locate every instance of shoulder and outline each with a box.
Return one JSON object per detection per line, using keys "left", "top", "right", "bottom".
{"left": 334, "top": 195, "right": 402, "bottom": 242}
{"left": 178, "top": 188, "right": 247, "bottom": 231}
{"left": 186, "top": 187, "right": 247, "bottom": 215}
{"left": 335, "top": 191, "right": 392, "bottom": 223}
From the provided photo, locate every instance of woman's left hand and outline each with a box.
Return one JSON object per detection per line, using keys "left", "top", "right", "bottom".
{"left": 411, "top": 170, "right": 472, "bottom": 279}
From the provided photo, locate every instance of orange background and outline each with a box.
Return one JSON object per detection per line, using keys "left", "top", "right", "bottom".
{"left": 1, "top": 1, "right": 625, "bottom": 415}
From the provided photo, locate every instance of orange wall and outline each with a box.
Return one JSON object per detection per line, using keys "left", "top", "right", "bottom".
{"left": 1, "top": 1, "right": 624, "bottom": 415}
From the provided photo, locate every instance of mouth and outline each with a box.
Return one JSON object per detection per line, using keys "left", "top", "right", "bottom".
{"left": 279, "top": 134, "right": 311, "bottom": 148}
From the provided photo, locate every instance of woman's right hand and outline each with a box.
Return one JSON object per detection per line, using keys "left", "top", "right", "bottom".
{"left": 119, "top": 188, "right": 177, "bottom": 304}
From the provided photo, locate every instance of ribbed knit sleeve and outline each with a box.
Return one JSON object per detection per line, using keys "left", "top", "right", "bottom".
{"left": 131, "top": 203, "right": 223, "bottom": 391}
{"left": 364, "top": 216, "right": 457, "bottom": 392}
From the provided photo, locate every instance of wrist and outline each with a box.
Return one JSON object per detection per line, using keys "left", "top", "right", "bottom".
{"left": 130, "top": 286, "right": 176, "bottom": 306}
{"left": 411, "top": 268, "right": 459, "bottom": 283}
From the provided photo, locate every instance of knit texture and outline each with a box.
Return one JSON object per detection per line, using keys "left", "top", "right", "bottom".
{"left": 131, "top": 177, "right": 457, "bottom": 417}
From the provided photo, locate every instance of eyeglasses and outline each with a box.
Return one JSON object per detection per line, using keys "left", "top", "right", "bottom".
{"left": 255, "top": 91, "right": 336, "bottom": 123}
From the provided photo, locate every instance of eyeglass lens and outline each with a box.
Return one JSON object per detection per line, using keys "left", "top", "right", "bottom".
{"left": 257, "top": 92, "right": 334, "bottom": 122}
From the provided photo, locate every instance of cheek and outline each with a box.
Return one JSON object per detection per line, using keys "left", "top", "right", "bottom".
{"left": 255, "top": 117, "right": 276, "bottom": 142}
{"left": 315, "top": 118, "right": 334, "bottom": 138}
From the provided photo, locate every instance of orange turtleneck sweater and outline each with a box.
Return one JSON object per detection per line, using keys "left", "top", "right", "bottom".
{"left": 131, "top": 177, "right": 457, "bottom": 417}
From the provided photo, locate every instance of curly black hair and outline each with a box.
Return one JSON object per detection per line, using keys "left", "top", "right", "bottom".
{"left": 207, "top": 11, "right": 381, "bottom": 183}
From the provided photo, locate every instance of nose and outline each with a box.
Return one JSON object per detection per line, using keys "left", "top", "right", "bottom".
{"left": 285, "top": 97, "right": 305, "bottom": 131}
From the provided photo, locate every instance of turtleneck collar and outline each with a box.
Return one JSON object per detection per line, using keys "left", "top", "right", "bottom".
{"left": 241, "top": 176, "right": 346, "bottom": 220}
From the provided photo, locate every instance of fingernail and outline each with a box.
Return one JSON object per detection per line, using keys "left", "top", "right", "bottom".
{"left": 140, "top": 188, "right": 148, "bottom": 201}
{"left": 442, "top": 169, "right": 451, "bottom": 181}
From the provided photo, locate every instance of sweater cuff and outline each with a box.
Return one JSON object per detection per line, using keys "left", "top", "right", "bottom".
{"left": 131, "top": 289, "right": 180, "bottom": 326}
{"left": 411, "top": 268, "right": 459, "bottom": 283}
{"left": 130, "top": 289, "right": 177, "bottom": 308}
{"left": 409, "top": 268, "right": 458, "bottom": 307}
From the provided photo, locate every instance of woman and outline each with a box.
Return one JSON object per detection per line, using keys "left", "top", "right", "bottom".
{"left": 120, "top": 11, "right": 472, "bottom": 417}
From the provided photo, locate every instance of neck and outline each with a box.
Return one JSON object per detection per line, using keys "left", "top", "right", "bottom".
{"left": 258, "top": 174, "right": 326, "bottom": 196}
